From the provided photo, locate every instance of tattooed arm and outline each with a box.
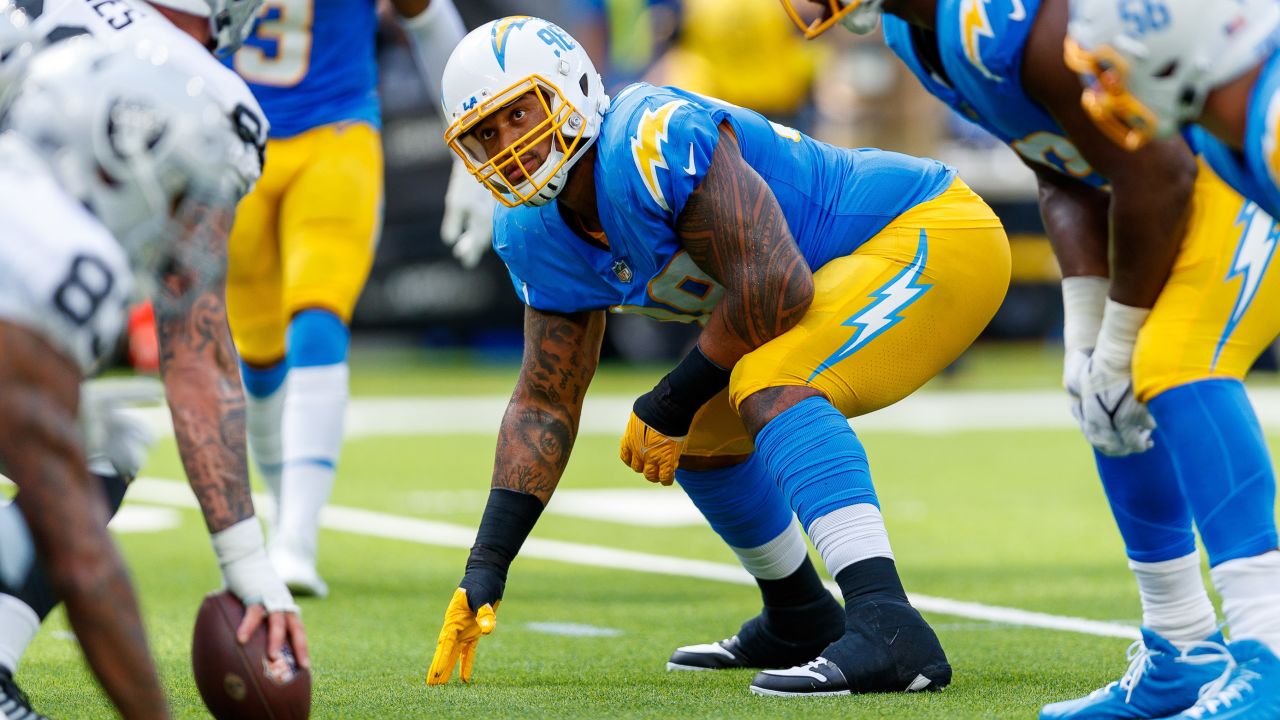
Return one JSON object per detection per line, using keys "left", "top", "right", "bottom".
{"left": 490, "top": 306, "right": 606, "bottom": 503}
{"left": 154, "top": 251, "right": 254, "bottom": 534}
{"left": 677, "top": 123, "right": 815, "bottom": 368}
{"left": 427, "top": 307, "right": 604, "bottom": 685}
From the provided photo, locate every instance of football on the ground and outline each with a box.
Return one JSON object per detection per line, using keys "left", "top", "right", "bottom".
{"left": 192, "top": 590, "right": 311, "bottom": 720}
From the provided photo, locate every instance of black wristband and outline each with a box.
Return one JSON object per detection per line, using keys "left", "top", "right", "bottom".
{"left": 633, "top": 345, "right": 731, "bottom": 437}
{"left": 458, "top": 488, "right": 545, "bottom": 610}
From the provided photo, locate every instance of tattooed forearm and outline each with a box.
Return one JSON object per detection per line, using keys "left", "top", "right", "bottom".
{"left": 677, "top": 123, "right": 813, "bottom": 367}
{"left": 156, "top": 281, "right": 254, "bottom": 533}
{"left": 491, "top": 307, "right": 604, "bottom": 503}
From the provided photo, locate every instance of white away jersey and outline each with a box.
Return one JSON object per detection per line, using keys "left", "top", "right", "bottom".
{"left": 0, "top": 135, "right": 133, "bottom": 372}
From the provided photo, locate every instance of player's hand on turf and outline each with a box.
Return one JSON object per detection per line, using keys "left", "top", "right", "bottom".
{"left": 427, "top": 588, "right": 498, "bottom": 685}
{"left": 619, "top": 411, "right": 686, "bottom": 486}
{"left": 441, "top": 158, "right": 496, "bottom": 269}
{"left": 1077, "top": 352, "right": 1155, "bottom": 457}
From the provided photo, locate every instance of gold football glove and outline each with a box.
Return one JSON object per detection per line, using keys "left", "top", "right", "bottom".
{"left": 426, "top": 588, "right": 498, "bottom": 685}
{"left": 619, "top": 411, "right": 686, "bottom": 486}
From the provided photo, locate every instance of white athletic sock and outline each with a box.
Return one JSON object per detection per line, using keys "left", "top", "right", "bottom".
{"left": 245, "top": 382, "right": 285, "bottom": 529}
{"left": 275, "top": 363, "right": 349, "bottom": 564}
{"left": 1129, "top": 552, "right": 1219, "bottom": 645}
{"left": 0, "top": 594, "right": 39, "bottom": 673}
{"left": 1211, "top": 550, "right": 1280, "bottom": 656}
{"left": 728, "top": 519, "right": 809, "bottom": 580}
{"left": 806, "top": 503, "right": 894, "bottom": 578}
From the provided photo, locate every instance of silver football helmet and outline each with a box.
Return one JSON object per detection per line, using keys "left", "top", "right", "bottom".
{"left": 148, "top": 0, "right": 263, "bottom": 57}
{"left": 2, "top": 38, "right": 251, "bottom": 278}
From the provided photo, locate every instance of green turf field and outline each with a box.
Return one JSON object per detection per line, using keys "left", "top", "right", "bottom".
{"left": 14, "top": 343, "right": 1280, "bottom": 718}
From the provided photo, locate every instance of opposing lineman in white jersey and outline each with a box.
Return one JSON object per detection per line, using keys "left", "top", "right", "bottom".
{"left": 0, "top": 1, "right": 312, "bottom": 717}
{"left": 0, "top": 36, "right": 278, "bottom": 719}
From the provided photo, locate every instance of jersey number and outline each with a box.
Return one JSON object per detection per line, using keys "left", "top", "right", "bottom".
{"left": 1011, "top": 132, "right": 1095, "bottom": 179}
{"left": 234, "top": 0, "right": 314, "bottom": 87}
{"left": 53, "top": 254, "right": 115, "bottom": 327}
{"left": 615, "top": 251, "right": 724, "bottom": 323}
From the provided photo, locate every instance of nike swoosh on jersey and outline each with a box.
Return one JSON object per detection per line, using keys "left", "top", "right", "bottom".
{"left": 684, "top": 144, "right": 697, "bottom": 175}
{"left": 1009, "top": 0, "right": 1026, "bottom": 21}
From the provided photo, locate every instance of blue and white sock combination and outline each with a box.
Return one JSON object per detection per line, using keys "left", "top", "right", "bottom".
{"left": 1148, "top": 379, "right": 1280, "bottom": 653}
{"left": 753, "top": 396, "right": 890, "bottom": 578}
{"left": 675, "top": 453, "right": 806, "bottom": 580}
{"left": 275, "top": 309, "right": 351, "bottom": 566}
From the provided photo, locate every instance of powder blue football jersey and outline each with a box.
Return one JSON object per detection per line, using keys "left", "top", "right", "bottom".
{"left": 883, "top": 0, "right": 1108, "bottom": 188}
{"left": 228, "top": 0, "right": 380, "bottom": 138}
{"left": 493, "top": 83, "right": 956, "bottom": 320}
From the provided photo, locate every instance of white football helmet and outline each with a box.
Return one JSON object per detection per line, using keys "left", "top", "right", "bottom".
{"left": 441, "top": 16, "right": 609, "bottom": 208}
{"left": 778, "top": 0, "right": 885, "bottom": 38}
{"left": 148, "top": 0, "right": 263, "bottom": 57}
{"left": 2, "top": 38, "right": 251, "bottom": 277}
{"left": 1066, "top": 0, "right": 1280, "bottom": 150}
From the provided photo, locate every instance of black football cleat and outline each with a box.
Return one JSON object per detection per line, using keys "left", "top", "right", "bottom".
{"left": 667, "top": 596, "right": 845, "bottom": 671}
{"left": 0, "top": 668, "right": 50, "bottom": 720}
{"left": 750, "top": 595, "right": 951, "bottom": 697}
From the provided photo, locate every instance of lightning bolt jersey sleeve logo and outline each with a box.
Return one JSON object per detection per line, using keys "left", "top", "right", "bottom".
{"left": 491, "top": 83, "right": 955, "bottom": 321}
{"left": 883, "top": 0, "right": 1108, "bottom": 188}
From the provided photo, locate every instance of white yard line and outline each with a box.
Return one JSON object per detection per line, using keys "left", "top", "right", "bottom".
{"left": 128, "top": 477, "right": 1140, "bottom": 641}
{"left": 123, "top": 387, "right": 1280, "bottom": 439}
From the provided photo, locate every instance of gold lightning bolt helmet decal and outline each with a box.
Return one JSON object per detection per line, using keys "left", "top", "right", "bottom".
{"left": 631, "top": 100, "right": 686, "bottom": 213}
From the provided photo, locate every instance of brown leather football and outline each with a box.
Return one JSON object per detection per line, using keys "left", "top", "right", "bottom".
{"left": 192, "top": 590, "right": 311, "bottom": 720}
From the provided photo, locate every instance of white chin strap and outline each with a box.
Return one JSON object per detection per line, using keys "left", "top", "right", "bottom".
{"left": 146, "top": 0, "right": 211, "bottom": 17}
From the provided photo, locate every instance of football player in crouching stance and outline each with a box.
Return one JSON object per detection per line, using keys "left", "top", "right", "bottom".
{"left": 426, "top": 16, "right": 1011, "bottom": 697}
{"left": 0, "top": 38, "right": 306, "bottom": 719}
{"left": 0, "top": 0, "right": 314, "bottom": 715}
{"left": 1063, "top": 2, "right": 1280, "bottom": 717}
{"left": 779, "top": 0, "right": 1280, "bottom": 717}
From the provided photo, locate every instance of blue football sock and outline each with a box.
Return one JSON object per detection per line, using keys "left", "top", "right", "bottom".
{"left": 287, "top": 309, "right": 349, "bottom": 368}
{"left": 1094, "top": 431, "right": 1197, "bottom": 564}
{"left": 754, "top": 396, "right": 876, "bottom": 528}
{"left": 1148, "top": 379, "right": 1279, "bottom": 567}
{"left": 675, "top": 453, "right": 794, "bottom": 550}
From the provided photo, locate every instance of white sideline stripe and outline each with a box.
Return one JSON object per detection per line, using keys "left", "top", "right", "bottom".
{"left": 128, "top": 478, "right": 1139, "bottom": 641}
{"left": 121, "top": 387, "right": 1280, "bottom": 439}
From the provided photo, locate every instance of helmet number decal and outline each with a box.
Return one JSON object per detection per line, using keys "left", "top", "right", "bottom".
{"left": 1118, "top": 0, "right": 1169, "bottom": 37}
{"left": 538, "top": 24, "right": 576, "bottom": 53}
{"left": 232, "top": 0, "right": 313, "bottom": 87}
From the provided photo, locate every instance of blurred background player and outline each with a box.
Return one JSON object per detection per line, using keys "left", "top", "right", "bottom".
{"left": 225, "top": 0, "right": 491, "bottom": 597}
{"left": 425, "top": 16, "right": 1010, "bottom": 697}
{"left": 777, "top": 0, "right": 1280, "bottom": 717}
{"left": 1065, "top": 1, "right": 1280, "bottom": 716}
{"left": 0, "top": 0, "right": 311, "bottom": 715}
{"left": 0, "top": 37, "right": 291, "bottom": 719}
